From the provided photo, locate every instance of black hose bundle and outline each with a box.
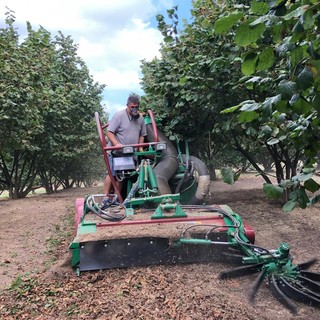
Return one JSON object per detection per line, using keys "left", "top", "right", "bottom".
{"left": 86, "top": 194, "right": 126, "bottom": 221}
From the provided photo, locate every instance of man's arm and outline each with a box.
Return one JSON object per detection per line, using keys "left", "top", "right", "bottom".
{"left": 138, "top": 135, "right": 145, "bottom": 152}
{"left": 107, "top": 131, "right": 122, "bottom": 147}
{"left": 138, "top": 135, "right": 145, "bottom": 144}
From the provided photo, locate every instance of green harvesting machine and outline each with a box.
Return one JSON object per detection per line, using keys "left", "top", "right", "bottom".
{"left": 70, "top": 110, "right": 320, "bottom": 315}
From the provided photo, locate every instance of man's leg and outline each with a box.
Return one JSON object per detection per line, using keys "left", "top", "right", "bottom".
{"left": 104, "top": 153, "right": 115, "bottom": 195}
{"left": 104, "top": 175, "right": 112, "bottom": 195}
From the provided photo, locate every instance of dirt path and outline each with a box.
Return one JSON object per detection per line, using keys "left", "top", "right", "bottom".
{"left": 0, "top": 175, "right": 319, "bottom": 319}
{"left": 0, "top": 187, "right": 99, "bottom": 289}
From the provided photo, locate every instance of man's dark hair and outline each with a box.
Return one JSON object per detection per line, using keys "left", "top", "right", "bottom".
{"left": 127, "top": 93, "right": 140, "bottom": 105}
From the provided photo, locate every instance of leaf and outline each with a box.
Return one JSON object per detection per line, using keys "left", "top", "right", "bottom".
{"left": 312, "top": 93, "right": 320, "bottom": 112}
{"left": 245, "top": 76, "right": 261, "bottom": 84}
{"left": 296, "top": 67, "right": 314, "bottom": 90}
{"left": 283, "top": 5, "right": 309, "bottom": 20}
{"left": 275, "top": 100, "right": 290, "bottom": 113}
{"left": 278, "top": 135, "right": 286, "bottom": 141}
{"left": 297, "top": 171, "right": 314, "bottom": 182}
{"left": 156, "top": 14, "right": 163, "bottom": 22}
{"left": 221, "top": 167, "right": 236, "bottom": 184}
{"left": 279, "top": 179, "right": 295, "bottom": 188}
{"left": 292, "top": 98, "right": 312, "bottom": 114}
{"left": 164, "top": 36, "right": 174, "bottom": 43}
{"left": 238, "top": 110, "right": 259, "bottom": 122}
{"left": 292, "top": 21, "right": 304, "bottom": 34}
{"left": 246, "top": 126, "right": 257, "bottom": 135}
{"left": 310, "top": 59, "right": 320, "bottom": 72}
{"left": 179, "top": 77, "right": 187, "bottom": 85}
{"left": 262, "top": 94, "right": 281, "bottom": 109}
{"left": 297, "top": 187, "right": 309, "bottom": 208}
{"left": 250, "top": 15, "right": 270, "bottom": 27}
{"left": 245, "top": 76, "right": 261, "bottom": 89}
{"left": 235, "top": 21, "right": 266, "bottom": 47}
{"left": 214, "top": 12, "right": 243, "bottom": 34}
{"left": 263, "top": 183, "right": 283, "bottom": 199}
{"left": 261, "top": 125, "right": 272, "bottom": 135}
{"left": 301, "top": 9, "right": 315, "bottom": 30}
{"left": 278, "top": 80, "right": 297, "bottom": 100}
{"left": 241, "top": 52, "right": 258, "bottom": 75}
{"left": 302, "top": 167, "right": 315, "bottom": 174}
{"left": 239, "top": 101, "right": 260, "bottom": 111}
{"left": 309, "top": 194, "right": 320, "bottom": 206}
{"left": 201, "top": 19, "right": 211, "bottom": 29}
{"left": 250, "top": 1, "right": 269, "bottom": 15}
{"left": 221, "top": 105, "right": 242, "bottom": 113}
{"left": 291, "top": 46, "right": 304, "bottom": 67}
{"left": 283, "top": 200, "right": 297, "bottom": 212}
{"left": 256, "top": 47, "right": 274, "bottom": 71}
{"left": 267, "top": 138, "right": 279, "bottom": 145}
{"left": 304, "top": 178, "right": 320, "bottom": 192}
{"left": 289, "top": 93, "right": 300, "bottom": 105}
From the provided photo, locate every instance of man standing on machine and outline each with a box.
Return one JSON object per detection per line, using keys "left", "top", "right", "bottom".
{"left": 104, "top": 93, "right": 147, "bottom": 199}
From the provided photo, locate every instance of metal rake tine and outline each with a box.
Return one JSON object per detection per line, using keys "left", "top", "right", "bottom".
{"left": 219, "top": 263, "right": 264, "bottom": 280}
{"left": 300, "top": 270, "right": 320, "bottom": 282}
{"left": 269, "top": 274, "right": 297, "bottom": 315}
{"left": 297, "top": 275, "right": 320, "bottom": 295}
{"left": 295, "top": 277, "right": 320, "bottom": 299}
{"left": 248, "top": 269, "right": 267, "bottom": 303}
{"left": 278, "top": 277, "right": 320, "bottom": 308}
{"left": 297, "top": 258, "right": 318, "bottom": 271}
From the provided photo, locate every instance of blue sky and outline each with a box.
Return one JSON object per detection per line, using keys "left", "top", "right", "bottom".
{"left": 0, "top": 0, "right": 192, "bottom": 117}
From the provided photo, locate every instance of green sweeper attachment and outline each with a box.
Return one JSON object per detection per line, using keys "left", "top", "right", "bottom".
{"left": 69, "top": 111, "right": 320, "bottom": 315}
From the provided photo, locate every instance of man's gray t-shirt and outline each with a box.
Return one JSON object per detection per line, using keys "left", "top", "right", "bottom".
{"left": 107, "top": 109, "right": 147, "bottom": 145}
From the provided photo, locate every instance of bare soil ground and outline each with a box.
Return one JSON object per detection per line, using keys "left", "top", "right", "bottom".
{"left": 0, "top": 174, "right": 319, "bottom": 320}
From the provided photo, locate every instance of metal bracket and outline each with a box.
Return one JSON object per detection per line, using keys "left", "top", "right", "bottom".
{"left": 151, "top": 201, "right": 187, "bottom": 219}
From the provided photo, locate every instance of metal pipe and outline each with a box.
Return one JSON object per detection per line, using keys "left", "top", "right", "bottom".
{"left": 146, "top": 125, "right": 179, "bottom": 195}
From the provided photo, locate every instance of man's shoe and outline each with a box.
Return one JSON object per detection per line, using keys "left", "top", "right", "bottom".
{"left": 101, "top": 194, "right": 119, "bottom": 209}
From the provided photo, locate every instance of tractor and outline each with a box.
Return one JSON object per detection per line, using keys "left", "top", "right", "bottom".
{"left": 70, "top": 110, "right": 320, "bottom": 315}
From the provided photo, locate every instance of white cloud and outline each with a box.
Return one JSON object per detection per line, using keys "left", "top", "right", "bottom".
{"left": 103, "top": 101, "right": 124, "bottom": 118}
{"left": 1, "top": 0, "right": 162, "bottom": 83}
{"left": 78, "top": 18, "right": 162, "bottom": 72}
{"left": 95, "top": 67, "right": 141, "bottom": 90}
{"left": 0, "top": 0, "right": 181, "bottom": 115}
{"left": 2, "top": 0, "right": 156, "bottom": 31}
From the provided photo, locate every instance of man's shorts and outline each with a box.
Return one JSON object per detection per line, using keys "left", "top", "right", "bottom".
{"left": 107, "top": 153, "right": 115, "bottom": 176}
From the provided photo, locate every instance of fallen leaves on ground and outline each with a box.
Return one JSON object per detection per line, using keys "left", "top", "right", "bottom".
{"left": 0, "top": 264, "right": 269, "bottom": 320}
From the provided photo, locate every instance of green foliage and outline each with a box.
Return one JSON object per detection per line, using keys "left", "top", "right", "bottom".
{"left": 304, "top": 178, "right": 320, "bottom": 193}
{"left": 217, "top": 0, "right": 320, "bottom": 209}
{"left": 141, "top": 1, "right": 250, "bottom": 166}
{"left": 0, "top": 10, "right": 106, "bottom": 198}
{"left": 235, "top": 20, "right": 266, "bottom": 47}
{"left": 214, "top": 12, "right": 243, "bottom": 34}
{"left": 140, "top": 0, "right": 320, "bottom": 211}
{"left": 221, "top": 167, "right": 241, "bottom": 184}
{"left": 283, "top": 200, "right": 297, "bottom": 212}
{"left": 263, "top": 183, "right": 283, "bottom": 199}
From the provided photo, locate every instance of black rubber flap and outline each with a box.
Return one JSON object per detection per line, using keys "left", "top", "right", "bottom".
{"left": 79, "top": 237, "right": 229, "bottom": 271}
